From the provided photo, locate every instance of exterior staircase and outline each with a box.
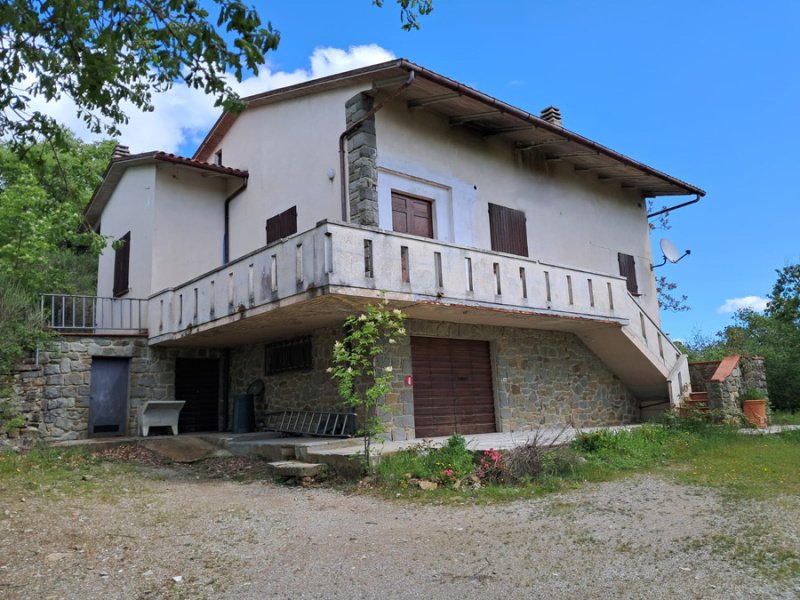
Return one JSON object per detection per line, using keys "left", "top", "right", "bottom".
{"left": 681, "top": 391, "right": 710, "bottom": 417}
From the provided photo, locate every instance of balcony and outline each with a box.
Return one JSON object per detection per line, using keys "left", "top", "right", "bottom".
{"left": 41, "top": 294, "right": 148, "bottom": 335}
{"left": 147, "top": 220, "right": 686, "bottom": 404}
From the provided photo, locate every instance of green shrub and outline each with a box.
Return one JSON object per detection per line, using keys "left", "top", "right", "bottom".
{"left": 376, "top": 433, "right": 474, "bottom": 487}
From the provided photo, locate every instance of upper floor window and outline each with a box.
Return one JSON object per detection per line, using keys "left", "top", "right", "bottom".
{"left": 113, "top": 231, "right": 131, "bottom": 297}
{"left": 392, "top": 191, "right": 433, "bottom": 238}
{"left": 266, "top": 206, "right": 297, "bottom": 244}
{"left": 617, "top": 252, "right": 639, "bottom": 295}
{"left": 213, "top": 149, "right": 223, "bottom": 166}
{"left": 488, "top": 203, "right": 528, "bottom": 257}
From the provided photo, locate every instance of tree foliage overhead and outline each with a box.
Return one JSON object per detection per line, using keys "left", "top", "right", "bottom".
{"left": 0, "top": 0, "right": 433, "bottom": 145}
{"left": 0, "top": 130, "right": 114, "bottom": 294}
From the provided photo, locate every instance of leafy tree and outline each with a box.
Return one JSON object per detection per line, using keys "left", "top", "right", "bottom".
{"left": 648, "top": 200, "right": 690, "bottom": 312}
{"left": 682, "top": 264, "right": 800, "bottom": 412}
{"left": 0, "top": 0, "right": 433, "bottom": 145}
{"left": 0, "top": 131, "right": 113, "bottom": 294}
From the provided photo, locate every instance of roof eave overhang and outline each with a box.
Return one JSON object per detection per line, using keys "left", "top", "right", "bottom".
{"left": 84, "top": 152, "right": 248, "bottom": 229}
{"left": 194, "top": 58, "right": 704, "bottom": 199}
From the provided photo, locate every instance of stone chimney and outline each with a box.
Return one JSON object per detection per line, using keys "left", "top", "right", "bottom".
{"left": 112, "top": 144, "right": 130, "bottom": 159}
{"left": 540, "top": 106, "right": 562, "bottom": 127}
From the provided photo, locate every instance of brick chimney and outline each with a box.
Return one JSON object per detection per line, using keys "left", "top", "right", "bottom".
{"left": 540, "top": 106, "right": 562, "bottom": 127}
{"left": 112, "top": 144, "right": 130, "bottom": 159}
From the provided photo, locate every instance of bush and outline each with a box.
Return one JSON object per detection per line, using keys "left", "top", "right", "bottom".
{"left": 503, "top": 442, "right": 544, "bottom": 482}
{"left": 376, "top": 433, "right": 474, "bottom": 488}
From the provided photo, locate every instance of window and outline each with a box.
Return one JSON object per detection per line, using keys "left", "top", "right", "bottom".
{"left": 488, "top": 203, "right": 528, "bottom": 257}
{"left": 266, "top": 206, "right": 298, "bottom": 244}
{"left": 213, "top": 149, "right": 223, "bottom": 165}
{"left": 113, "top": 232, "right": 130, "bottom": 297}
{"left": 391, "top": 192, "right": 434, "bottom": 238}
{"left": 617, "top": 252, "right": 639, "bottom": 295}
{"left": 264, "top": 336, "right": 312, "bottom": 375}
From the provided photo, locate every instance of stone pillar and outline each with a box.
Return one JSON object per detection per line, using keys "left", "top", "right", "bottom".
{"left": 740, "top": 356, "right": 769, "bottom": 397}
{"left": 345, "top": 93, "right": 379, "bottom": 226}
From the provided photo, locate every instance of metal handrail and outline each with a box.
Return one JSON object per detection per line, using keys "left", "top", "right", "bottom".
{"left": 40, "top": 294, "right": 148, "bottom": 333}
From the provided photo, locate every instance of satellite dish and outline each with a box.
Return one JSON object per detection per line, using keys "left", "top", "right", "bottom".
{"left": 652, "top": 238, "right": 691, "bottom": 269}
{"left": 660, "top": 238, "right": 682, "bottom": 263}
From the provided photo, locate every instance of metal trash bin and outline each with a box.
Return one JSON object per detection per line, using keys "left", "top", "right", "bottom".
{"left": 233, "top": 394, "right": 255, "bottom": 433}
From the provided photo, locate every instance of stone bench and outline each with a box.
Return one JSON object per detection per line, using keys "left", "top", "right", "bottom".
{"left": 138, "top": 400, "right": 186, "bottom": 437}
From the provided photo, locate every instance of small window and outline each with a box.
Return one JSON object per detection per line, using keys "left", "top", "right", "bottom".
{"left": 266, "top": 206, "right": 298, "bottom": 244}
{"left": 392, "top": 192, "right": 434, "bottom": 238}
{"left": 113, "top": 232, "right": 130, "bottom": 297}
{"left": 213, "top": 149, "right": 223, "bottom": 166}
{"left": 617, "top": 252, "right": 639, "bottom": 295}
{"left": 265, "top": 336, "right": 312, "bottom": 375}
{"left": 488, "top": 203, "right": 528, "bottom": 257}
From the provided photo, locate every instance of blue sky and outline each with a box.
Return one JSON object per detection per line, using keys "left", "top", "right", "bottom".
{"left": 47, "top": 1, "right": 800, "bottom": 341}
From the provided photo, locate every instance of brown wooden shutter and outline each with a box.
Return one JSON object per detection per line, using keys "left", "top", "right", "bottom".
{"left": 266, "top": 206, "right": 298, "bottom": 244}
{"left": 617, "top": 252, "right": 639, "bottom": 294}
{"left": 113, "top": 231, "right": 130, "bottom": 297}
{"left": 392, "top": 192, "right": 433, "bottom": 238}
{"left": 488, "top": 203, "right": 528, "bottom": 257}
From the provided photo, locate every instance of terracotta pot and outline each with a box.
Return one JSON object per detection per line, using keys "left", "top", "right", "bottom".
{"left": 742, "top": 399, "right": 768, "bottom": 429}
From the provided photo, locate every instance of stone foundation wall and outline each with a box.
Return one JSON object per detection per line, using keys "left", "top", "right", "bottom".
{"left": 688, "top": 361, "right": 719, "bottom": 393}
{"left": 229, "top": 319, "right": 638, "bottom": 441}
{"left": 229, "top": 328, "right": 345, "bottom": 421}
{"left": 1, "top": 336, "right": 220, "bottom": 445}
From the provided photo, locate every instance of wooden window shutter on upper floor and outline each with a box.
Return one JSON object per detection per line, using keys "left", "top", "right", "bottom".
{"left": 617, "top": 252, "right": 639, "bottom": 295}
{"left": 488, "top": 203, "right": 529, "bottom": 257}
{"left": 266, "top": 206, "right": 298, "bottom": 244}
{"left": 113, "top": 231, "right": 130, "bottom": 297}
{"left": 392, "top": 192, "right": 433, "bottom": 238}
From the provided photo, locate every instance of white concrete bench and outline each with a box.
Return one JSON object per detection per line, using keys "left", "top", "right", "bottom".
{"left": 138, "top": 400, "right": 186, "bottom": 436}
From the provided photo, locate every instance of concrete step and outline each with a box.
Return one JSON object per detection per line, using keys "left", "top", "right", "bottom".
{"left": 689, "top": 391, "right": 709, "bottom": 400}
{"left": 267, "top": 460, "right": 327, "bottom": 478}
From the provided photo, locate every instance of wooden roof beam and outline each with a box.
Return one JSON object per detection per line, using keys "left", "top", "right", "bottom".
{"left": 407, "top": 92, "right": 461, "bottom": 109}
{"left": 449, "top": 110, "right": 502, "bottom": 125}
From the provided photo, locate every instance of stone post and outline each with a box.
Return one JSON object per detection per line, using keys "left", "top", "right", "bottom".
{"left": 345, "top": 93, "right": 379, "bottom": 226}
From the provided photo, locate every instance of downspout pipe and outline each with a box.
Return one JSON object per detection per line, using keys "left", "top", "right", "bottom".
{"left": 223, "top": 176, "right": 249, "bottom": 264}
{"left": 338, "top": 71, "right": 416, "bottom": 221}
{"left": 647, "top": 194, "right": 701, "bottom": 219}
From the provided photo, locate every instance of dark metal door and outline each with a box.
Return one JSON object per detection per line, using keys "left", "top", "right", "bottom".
{"left": 175, "top": 358, "right": 221, "bottom": 432}
{"left": 89, "top": 358, "right": 130, "bottom": 437}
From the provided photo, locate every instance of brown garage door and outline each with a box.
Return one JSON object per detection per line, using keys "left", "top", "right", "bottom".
{"left": 411, "top": 337, "right": 496, "bottom": 438}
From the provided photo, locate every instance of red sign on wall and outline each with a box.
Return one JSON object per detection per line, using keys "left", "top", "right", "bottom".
{"left": 404, "top": 375, "right": 414, "bottom": 386}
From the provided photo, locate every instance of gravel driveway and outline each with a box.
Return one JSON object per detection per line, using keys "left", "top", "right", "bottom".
{"left": 1, "top": 461, "right": 798, "bottom": 599}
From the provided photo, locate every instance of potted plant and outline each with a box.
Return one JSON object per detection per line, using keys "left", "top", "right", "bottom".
{"left": 740, "top": 387, "right": 768, "bottom": 429}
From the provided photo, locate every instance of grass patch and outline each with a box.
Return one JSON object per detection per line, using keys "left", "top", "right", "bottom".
{"left": 0, "top": 444, "right": 135, "bottom": 501}
{"left": 770, "top": 410, "right": 800, "bottom": 425}
{"left": 673, "top": 428, "right": 800, "bottom": 499}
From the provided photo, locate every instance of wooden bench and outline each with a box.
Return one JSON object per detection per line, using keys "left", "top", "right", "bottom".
{"left": 138, "top": 400, "right": 186, "bottom": 436}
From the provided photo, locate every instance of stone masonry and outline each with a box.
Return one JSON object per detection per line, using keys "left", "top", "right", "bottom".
{"left": 688, "top": 356, "right": 768, "bottom": 418}
{"left": 1, "top": 335, "right": 220, "bottom": 445}
{"left": 346, "top": 92, "right": 379, "bottom": 226}
{"left": 228, "top": 319, "right": 639, "bottom": 442}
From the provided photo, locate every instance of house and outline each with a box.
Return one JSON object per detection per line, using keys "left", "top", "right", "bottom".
{"left": 36, "top": 59, "right": 705, "bottom": 441}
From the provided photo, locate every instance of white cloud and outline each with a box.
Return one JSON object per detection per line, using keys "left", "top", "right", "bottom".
{"left": 25, "top": 44, "right": 395, "bottom": 154}
{"left": 717, "top": 296, "right": 769, "bottom": 314}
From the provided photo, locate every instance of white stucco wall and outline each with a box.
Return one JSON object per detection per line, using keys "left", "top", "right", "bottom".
{"left": 96, "top": 166, "right": 155, "bottom": 299}
{"left": 205, "top": 83, "right": 368, "bottom": 261}
{"left": 151, "top": 166, "right": 230, "bottom": 293}
{"left": 374, "top": 104, "right": 661, "bottom": 320}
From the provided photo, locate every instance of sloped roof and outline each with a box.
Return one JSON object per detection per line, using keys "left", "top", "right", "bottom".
{"left": 84, "top": 151, "right": 248, "bottom": 228}
{"left": 194, "top": 59, "right": 704, "bottom": 198}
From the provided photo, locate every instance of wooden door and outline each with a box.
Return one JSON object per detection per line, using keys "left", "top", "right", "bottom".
{"left": 89, "top": 358, "right": 130, "bottom": 437}
{"left": 411, "top": 337, "right": 496, "bottom": 437}
{"left": 392, "top": 192, "right": 434, "bottom": 238}
{"left": 175, "top": 358, "right": 221, "bottom": 432}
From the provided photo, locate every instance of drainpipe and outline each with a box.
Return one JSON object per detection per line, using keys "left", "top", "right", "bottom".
{"left": 647, "top": 194, "right": 701, "bottom": 219}
{"left": 338, "top": 71, "right": 416, "bottom": 221}
{"left": 223, "top": 177, "right": 249, "bottom": 264}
